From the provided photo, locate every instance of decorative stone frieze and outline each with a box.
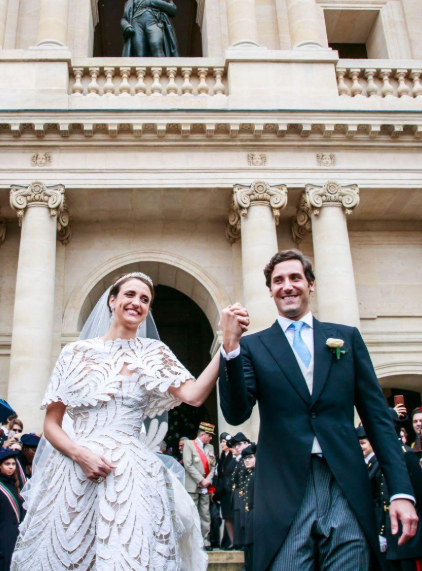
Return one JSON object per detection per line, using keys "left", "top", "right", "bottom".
{"left": 247, "top": 153, "right": 267, "bottom": 166}
{"left": 31, "top": 152, "right": 51, "bottom": 167}
{"left": 291, "top": 193, "right": 311, "bottom": 245}
{"left": 316, "top": 153, "right": 335, "bottom": 167}
{"left": 226, "top": 181, "right": 287, "bottom": 243}
{"left": 305, "top": 181, "right": 359, "bottom": 216}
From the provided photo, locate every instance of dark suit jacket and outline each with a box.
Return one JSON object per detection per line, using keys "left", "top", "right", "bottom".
{"left": 219, "top": 318, "right": 414, "bottom": 571}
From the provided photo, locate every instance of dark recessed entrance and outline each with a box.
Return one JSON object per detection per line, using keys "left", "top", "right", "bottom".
{"left": 152, "top": 285, "right": 217, "bottom": 454}
{"left": 94, "top": 0, "right": 203, "bottom": 57}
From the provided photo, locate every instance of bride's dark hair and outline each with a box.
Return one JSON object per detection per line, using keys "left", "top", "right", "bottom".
{"left": 107, "top": 274, "right": 155, "bottom": 312}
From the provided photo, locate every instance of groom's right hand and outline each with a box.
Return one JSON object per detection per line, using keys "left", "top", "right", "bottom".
{"left": 219, "top": 303, "right": 249, "bottom": 353}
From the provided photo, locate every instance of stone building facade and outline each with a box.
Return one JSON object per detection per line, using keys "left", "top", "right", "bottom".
{"left": 0, "top": 0, "right": 421, "bottom": 439}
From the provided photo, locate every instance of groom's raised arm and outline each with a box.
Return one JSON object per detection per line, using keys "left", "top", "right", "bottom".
{"left": 219, "top": 340, "right": 257, "bottom": 425}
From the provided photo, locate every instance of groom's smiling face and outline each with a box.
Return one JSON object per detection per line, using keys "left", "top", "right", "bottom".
{"left": 270, "top": 260, "right": 314, "bottom": 320}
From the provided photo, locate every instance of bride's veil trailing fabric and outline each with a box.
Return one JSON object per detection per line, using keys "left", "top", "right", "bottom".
{"left": 23, "top": 286, "right": 184, "bottom": 512}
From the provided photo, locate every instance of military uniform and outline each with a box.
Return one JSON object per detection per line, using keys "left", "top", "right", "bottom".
{"left": 183, "top": 424, "right": 216, "bottom": 547}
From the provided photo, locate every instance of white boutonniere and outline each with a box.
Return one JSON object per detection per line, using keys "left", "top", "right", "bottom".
{"left": 326, "top": 338, "right": 348, "bottom": 360}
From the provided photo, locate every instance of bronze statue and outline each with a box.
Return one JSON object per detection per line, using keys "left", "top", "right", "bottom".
{"left": 121, "top": 0, "right": 179, "bottom": 57}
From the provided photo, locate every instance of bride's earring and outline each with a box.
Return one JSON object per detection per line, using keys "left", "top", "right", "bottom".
{"left": 110, "top": 306, "right": 115, "bottom": 325}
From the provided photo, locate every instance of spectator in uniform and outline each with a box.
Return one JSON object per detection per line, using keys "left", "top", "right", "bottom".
{"left": 215, "top": 432, "right": 237, "bottom": 548}
{"left": 241, "top": 443, "right": 256, "bottom": 571}
{"left": 18, "top": 433, "right": 41, "bottom": 479}
{"left": 227, "top": 432, "right": 250, "bottom": 550}
{"left": 0, "top": 448, "right": 25, "bottom": 571}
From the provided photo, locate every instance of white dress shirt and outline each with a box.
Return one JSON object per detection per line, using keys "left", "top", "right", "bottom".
{"left": 221, "top": 312, "right": 415, "bottom": 503}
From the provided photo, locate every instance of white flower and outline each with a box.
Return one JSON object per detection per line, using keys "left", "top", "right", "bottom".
{"left": 326, "top": 338, "right": 345, "bottom": 349}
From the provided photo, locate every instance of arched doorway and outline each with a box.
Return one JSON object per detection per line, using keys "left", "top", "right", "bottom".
{"left": 94, "top": 0, "right": 203, "bottom": 57}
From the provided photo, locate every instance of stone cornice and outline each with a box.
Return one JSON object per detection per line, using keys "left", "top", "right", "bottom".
{"left": 227, "top": 180, "right": 288, "bottom": 242}
{"left": 305, "top": 181, "right": 360, "bottom": 215}
{"left": 10, "top": 181, "right": 71, "bottom": 243}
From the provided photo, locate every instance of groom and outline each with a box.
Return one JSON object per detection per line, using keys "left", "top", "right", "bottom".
{"left": 219, "top": 250, "right": 418, "bottom": 571}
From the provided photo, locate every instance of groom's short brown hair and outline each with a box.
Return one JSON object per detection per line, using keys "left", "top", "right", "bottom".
{"left": 264, "top": 250, "right": 315, "bottom": 288}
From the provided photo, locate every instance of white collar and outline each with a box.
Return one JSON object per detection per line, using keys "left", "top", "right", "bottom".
{"left": 196, "top": 437, "right": 205, "bottom": 448}
{"left": 365, "top": 451, "right": 375, "bottom": 464}
{"left": 277, "top": 311, "right": 313, "bottom": 333}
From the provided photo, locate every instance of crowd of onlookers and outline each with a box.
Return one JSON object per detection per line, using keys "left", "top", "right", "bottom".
{"left": 0, "top": 404, "right": 421, "bottom": 571}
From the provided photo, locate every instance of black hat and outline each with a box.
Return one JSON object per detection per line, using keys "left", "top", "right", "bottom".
{"left": 241, "top": 443, "right": 257, "bottom": 458}
{"left": 228, "top": 432, "right": 250, "bottom": 445}
{"left": 220, "top": 432, "right": 230, "bottom": 443}
{"left": 355, "top": 426, "right": 367, "bottom": 440}
{"left": 0, "top": 448, "right": 20, "bottom": 464}
{"left": 21, "top": 433, "right": 41, "bottom": 448}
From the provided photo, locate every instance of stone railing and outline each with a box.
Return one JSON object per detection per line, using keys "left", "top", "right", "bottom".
{"left": 336, "top": 60, "right": 422, "bottom": 98}
{"left": 69, "top": 58, "right": 227, "bottom": 97}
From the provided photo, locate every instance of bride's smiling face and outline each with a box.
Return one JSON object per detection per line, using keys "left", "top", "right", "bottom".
{"left": 109, "top": 279, "right": 152, "bottom": 328}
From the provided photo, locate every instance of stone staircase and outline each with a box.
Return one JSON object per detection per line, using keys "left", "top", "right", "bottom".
{"left": 207, "top": 550, "right": 244, "bottom": 571}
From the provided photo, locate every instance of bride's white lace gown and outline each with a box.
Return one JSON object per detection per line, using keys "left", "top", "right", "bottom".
{"left": 11, "top": 337, "right": 207, "bottom": 571}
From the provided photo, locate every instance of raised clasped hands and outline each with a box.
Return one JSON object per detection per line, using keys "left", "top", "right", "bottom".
{"left": 389, "top": 498, "right": 419, "bottom": 545}
{"left": 74, "top": 446, "right": 117, "bottom": 483}
{"left": 219, "top": 302, "right": 250, "bottom": 353}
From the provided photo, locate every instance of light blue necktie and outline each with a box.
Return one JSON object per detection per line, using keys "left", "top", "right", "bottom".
{"left": 289, "top": 321, "right": 312, "bottom": 368}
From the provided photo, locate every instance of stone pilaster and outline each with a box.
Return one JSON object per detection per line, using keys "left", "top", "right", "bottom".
{"left": 8, "top": 181, "right": 70, "bottom": 431}
{"left": 37, "top": 0, "right": 69, "bottom": 48}
{"left": 226, "top": 0, "right": 259, "bottom": 48}
{"left": 0, "top": 0, "right": 8, "bottom": 49}
{"left": 286, "top": 0, "right": 324, "bottom": 49}
{"left": 305, "top": 181, "right": 360, "bottom": 328}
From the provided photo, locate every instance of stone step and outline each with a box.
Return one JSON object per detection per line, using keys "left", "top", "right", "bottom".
{"left": 207, "top": 550, "right": 245, "bottom": 571}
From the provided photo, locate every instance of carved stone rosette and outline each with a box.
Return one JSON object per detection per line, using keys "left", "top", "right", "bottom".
{"left": 10, "top": 181, "right": 71, "bottom": 244}
{"left": 305, "top": 181, "right": 359, "bottom": 216}
{"left": 291, "top": 193, "right": 311, "bottom": 245}
{"left": 226, "top": 181, "right": 288, "bottom": 243}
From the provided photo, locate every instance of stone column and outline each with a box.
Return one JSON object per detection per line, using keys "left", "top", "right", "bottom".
{"left": 8, "top": 182, "right": 70, "bottom": 431}
{"left": 304, "top": 181, "right": 360, "bottom": 328}
{"left": 37, "top": 0, "right": 69, "bottom": 48}
{"left": 285, "top": 0, "right": 324, "bottom": 49}
{"left": 228, "top": 180, "right": 288, "bottom": 332}
{"left": 0, "top": 0, "right": 8, "bottom": 49}
{"left": 226, "top": 0, "right": 259, "bottom": 48}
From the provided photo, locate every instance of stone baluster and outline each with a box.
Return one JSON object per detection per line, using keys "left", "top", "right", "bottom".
{"left": 119, "top": 67, "right": 132, "bottom": 96}
{"left": 181, "top": 67, "right": 193, "bottom": 96}
{"left": 226, "top": 0, "right": 259, "bottom": 48}
{"left": 364, "top": 69, "right": 378, "bottom": 98}
{"left": 0, "top": 0, "right": 9, "bottom": 50}
{"left": 380, "top": 69, "right": 394, "bottom": 98}
{"left": 336, "top": 69, "right": 349, "bottom": 97}
{"left": 151, "top": 67, "right": 163, "bottom": 96}
{"left": 8, "top": 182, "right": 71, "bottom": 431}
{"left": 396, "top": 69, "right": 411, "bottom": 98}
{"left": 213, "top": 68, "right": 225, "bottom": 95}
{"left": 71, "top": 67, "right": 84, "bottom": 96}
{"left": 87, "top": 67, "right": 100, "bottom": 96}
{"left": 349, "top": 69, "right": 363, "bottom": 97}
{"left": 285, "top": 0, "right": 324, "bottom": 49}
{"left": 227, "top": 181, "right": 288, "bottom": 331}
{"left": 410, "top": 69, "right": 422, "bottom": 98}
{"left": 37, "top": 0, "right": 69, "bottom": 48}
{"left": 104, "top": 67, "right": 116, "bottom": 96}
{"left": 305, "top": 181, "right": 360, "bottom": 327}
{"left": 166, "top": 67, "right": 178, "bottom": 96}
{"left": 197, "top": 68, "right": 210, "bottom": 96}
{"left": 135, "top": 67, "right": 147, "bottom": 96}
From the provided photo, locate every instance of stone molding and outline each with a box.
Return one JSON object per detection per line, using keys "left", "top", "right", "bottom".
{"left": 291, "top": 193, "right": 311, "bottom": 245}
{"left": 227, "top": 180, "right": 288, "bottom": 243}
{"left": 305, "top": 181, "right": 360, "bottom": 216}
{"left": 10, "top": 181, "right": 71, "bottom": 243}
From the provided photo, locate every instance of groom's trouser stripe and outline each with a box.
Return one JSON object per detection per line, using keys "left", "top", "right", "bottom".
{"left": 270, "top": 456, "right": 370, "bottom": 571}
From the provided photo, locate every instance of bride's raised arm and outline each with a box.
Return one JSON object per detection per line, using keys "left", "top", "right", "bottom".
{"left": 168, "top": 303, "right": 249, "bottom": 407}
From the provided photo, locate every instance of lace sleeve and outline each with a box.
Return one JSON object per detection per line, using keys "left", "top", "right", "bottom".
{"left": 140, "top": 340, "right": 195, "bottom": 418}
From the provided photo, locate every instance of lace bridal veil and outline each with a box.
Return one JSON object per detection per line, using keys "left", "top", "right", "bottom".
{"left": 23, "top": 284, "right": 185, "bottom": 509}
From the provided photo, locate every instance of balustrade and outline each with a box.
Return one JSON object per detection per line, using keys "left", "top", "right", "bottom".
{"left": 336, "top": 61, "right": 422, "bottom": 99}
{"left": 70, "top": 61, "right": 227, "bottom": 97}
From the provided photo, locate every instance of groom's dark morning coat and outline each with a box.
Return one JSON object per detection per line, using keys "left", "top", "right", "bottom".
{"left": 219, "top": 319, "right": 415, "bottom": 571}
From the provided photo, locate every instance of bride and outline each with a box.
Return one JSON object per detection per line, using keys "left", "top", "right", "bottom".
{"left": 11, "top": 272, "right": 249, "bottom": 570}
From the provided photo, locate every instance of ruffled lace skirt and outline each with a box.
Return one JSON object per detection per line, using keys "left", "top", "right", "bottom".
{"left": 11, "top": 438, "right": 207, "bottom": 571}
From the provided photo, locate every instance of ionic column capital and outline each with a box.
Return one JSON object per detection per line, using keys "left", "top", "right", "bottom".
{"left": 305, "top": 181, "right": 359, "bottom": 216}
{"left": 10, "top": 181, "right": 71, "bottom": 243}
{"left": 227, "top": 180, "right": 288, "bottom": 243}
{"left": 291, "top": 192, "right": 311, "bottom": 245}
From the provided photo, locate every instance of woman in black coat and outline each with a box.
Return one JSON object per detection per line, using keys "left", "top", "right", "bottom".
{"left": 215, "top": 433, "right": 237, "bottom": 547}
{"left": 0, "top": 449, "right": 25, "bottom": 571}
